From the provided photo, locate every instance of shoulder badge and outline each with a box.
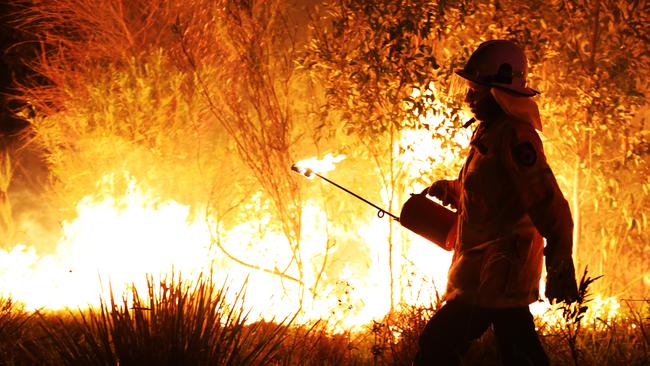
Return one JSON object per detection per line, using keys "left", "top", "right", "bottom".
{"left": 512, "top": 142, "right": 537, "bottom": 167}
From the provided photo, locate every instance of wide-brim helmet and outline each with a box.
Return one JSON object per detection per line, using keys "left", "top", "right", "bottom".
{"left": 455, "top": 40, "right": 539, "bottom": 97}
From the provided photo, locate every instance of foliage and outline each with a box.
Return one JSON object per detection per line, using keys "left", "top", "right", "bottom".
{"left": 513, "top": 0, "right": 650, "bottom": 295}
{"left": 463, "top": 0, "right": 650, "bottom": 296}
{"left": 371, "top": 303, "right": 440, "bottom": 366}
{"left": 559, "top": 267, "right": 603, "bottom": 365}
{"left": 0, "top": 149, "right": 13, "bottom": 244}
{"left": 0, "top": 298, "right": 34, "bottom": 365}
{"left": 11, "top": 0, "right": 277, "bottom": 217}
{"left": 300, "top": 0, "right": 478, "bottom": 309}
{"left": 303, "top": 0, "right": 650, "bottom": 299}
{"left": 11, "top": 0, "right": 323, "bottom": 296}
{"left": 17, "top": 51, "right": 236, "bottom": 221}
{"left": 301, "top": 0, "right": 447, "bottom": 136}
{"left": 12, "top": 0, "right": 198, "bottom": 113}
{"left": 32, "top": 275, "right": 293, "bottom": 366}
{"left": 3, "top": 0, "right": 649, "bottom": 352}
{"left": 174, "top": 0, "right": 308, "bottom": 289}
{"left": 0, "top": 285, "right": 649, "bottom": 365}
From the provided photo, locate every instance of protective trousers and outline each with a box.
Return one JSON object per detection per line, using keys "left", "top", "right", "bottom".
{"left": 413, "top": 300, "right": 549, "bottom": 366}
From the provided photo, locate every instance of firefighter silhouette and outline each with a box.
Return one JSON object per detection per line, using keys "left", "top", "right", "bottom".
{"left": 413, "top": 40, "right": 578, "bottom": 366}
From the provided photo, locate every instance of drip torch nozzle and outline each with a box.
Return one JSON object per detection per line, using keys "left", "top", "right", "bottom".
{"left": 291, "top": 164, "right": 313, "bottom": 178}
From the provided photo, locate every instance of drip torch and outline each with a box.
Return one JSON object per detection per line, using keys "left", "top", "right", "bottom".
{"left": 290, "top": 163, "right": 458, "bottom": 249}
{"left": 291, "top": 164, "right": 399, "bottom": 220}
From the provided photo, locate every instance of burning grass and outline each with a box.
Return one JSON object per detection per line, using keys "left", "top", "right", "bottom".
{"left": 0, "top": 277, "right": 648, "bottom": 365}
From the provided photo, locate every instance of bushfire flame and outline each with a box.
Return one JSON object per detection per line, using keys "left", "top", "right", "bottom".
{"left": 0, "top": 173, "right": 212, "bottom": 310}
{"left": 0, "top": 170, "right": 438, "bottom": 330}
{"left": 0, "top": 97, "right": 621, "bottom": 333}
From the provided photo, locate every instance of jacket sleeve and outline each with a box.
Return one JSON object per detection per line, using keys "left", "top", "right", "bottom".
{"left": 500, "top": 123, "right": 574, "bottom": 260}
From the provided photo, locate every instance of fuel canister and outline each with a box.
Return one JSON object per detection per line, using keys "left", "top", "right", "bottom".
{"left": 399, "top": 192, "right": 457, "bottom": 250}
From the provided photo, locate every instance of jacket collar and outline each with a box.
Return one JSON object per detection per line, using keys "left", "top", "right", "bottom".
{"left": 490, "top": 88, "right": 543, "bottom": 131}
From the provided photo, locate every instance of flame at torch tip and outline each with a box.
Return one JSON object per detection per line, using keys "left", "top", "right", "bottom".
{"left": 292, "top": 153, "right": 346, "bottom": 177}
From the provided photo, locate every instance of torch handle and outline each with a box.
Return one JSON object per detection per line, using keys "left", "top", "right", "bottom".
{"left": 311, "top": 172, "right": 400, "bottom": 221}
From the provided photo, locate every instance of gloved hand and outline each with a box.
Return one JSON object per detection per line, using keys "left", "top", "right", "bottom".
{"left": 545, "top": 256, "right": 578, "bottom": 304}
{"left": 427, "top": 180, "right": 457, "bottom": 209}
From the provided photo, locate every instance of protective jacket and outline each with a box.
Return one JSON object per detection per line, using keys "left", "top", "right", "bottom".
{"left": 439, "top": 108, "right": 573, "bottom": 308}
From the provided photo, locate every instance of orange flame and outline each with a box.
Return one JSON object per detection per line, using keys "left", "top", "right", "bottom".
{"left": 0, "top": 173, "right": 212, "bottom": 310}
{"left": 0, "top": 86, "right": 623, "bottom": 332}
{"left": 292, "top": 153, "right": 346, "bottom": 178}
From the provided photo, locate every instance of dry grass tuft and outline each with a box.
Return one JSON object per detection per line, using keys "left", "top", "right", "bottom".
{"left": 30, "top": 274, "right": 294, "bottom": 365}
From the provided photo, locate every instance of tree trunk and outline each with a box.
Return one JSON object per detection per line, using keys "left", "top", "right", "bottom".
{"left": 572, "top": 157, "right": 581, "bottom": 261}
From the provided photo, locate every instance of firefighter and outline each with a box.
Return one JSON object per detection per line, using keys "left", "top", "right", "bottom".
{"left": 413, "top": 40, "right": 578, "bottom": 366}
